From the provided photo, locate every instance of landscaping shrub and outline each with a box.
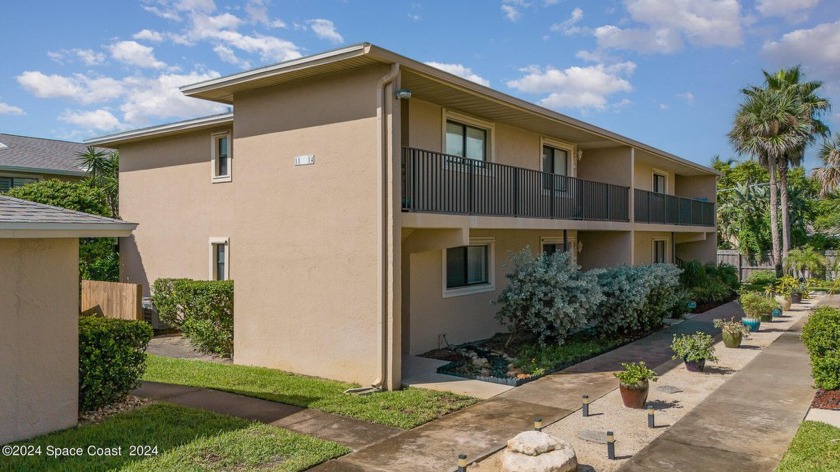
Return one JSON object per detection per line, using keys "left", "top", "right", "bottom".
{"left": 714, "top": 263, "right": 741, "bottom": 292}
{"left": 592, "top": 265, "right": 657, "bottom": 336}
{"left": 79, "top": 316, "right": 153, "bottom": 412}
{"left": 494, "top": 249, "right": 603, "bottom": 347}
{"left": 678, "top": 259, "right": 738, "bottom": 305}
{"left": 802, "top": 307, "right": 840, "bottom": 390}
{"left": 679, "top": 260, "right": 706, "bottom": 287}
{"left": 746, "top": 270, "right": 777, "bottom": 288}
{"left": 639, "top": 264, "right": 683, "bottom": 330}
{"left": 151, "top": 278, "right": 234, "bottom": 357}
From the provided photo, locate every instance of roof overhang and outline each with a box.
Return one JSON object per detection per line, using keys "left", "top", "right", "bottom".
{"left": 87, "top": 113, "right": 233, "bottom": 147}
{"left": 0, "top": 222, "right": 137, "bottom": 239}
{"left": 0, "top": 165, "right": 86, "bottom": 177}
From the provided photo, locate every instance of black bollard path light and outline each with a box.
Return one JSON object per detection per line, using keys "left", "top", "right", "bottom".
{"left": 582, "top": 395, "right": 590, "bottom": 417}
{"left": 457, "top": 453, "right": 468, "bottom": 472}
{"left": 607, "top": 431, "right": 616, "bottom": 460}
{"left": 534, "top": 417, "right": 543, "bottom": 431}
{"left": 648, "top": 406, "right": 655, "bottom": 428}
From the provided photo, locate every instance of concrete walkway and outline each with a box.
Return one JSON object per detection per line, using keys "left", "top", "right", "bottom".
{"left": 132, "top": 381, "right": 401, "bottom": 451}
{"left": 311, "top": 301, "right": 743, "bottom": 471}
{"left": 147, "top": 334, "right": 231, "bottom": 363}
{"left": 618, "top": 299, "right": 831, "bottom": 471}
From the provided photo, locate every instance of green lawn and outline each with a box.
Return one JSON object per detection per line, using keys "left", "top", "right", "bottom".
{"left": 142, "top": 354, "right": 477, "bottom": 429}
{"left": 777, "top": 421, "right": 840, "bottom": 472}
{"left": 3, "top": 403, "right": 348, "bottom": 472}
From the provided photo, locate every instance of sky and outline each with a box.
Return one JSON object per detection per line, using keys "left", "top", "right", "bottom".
{"left": 1, "top": 0, "right": 839, "bottom": 170}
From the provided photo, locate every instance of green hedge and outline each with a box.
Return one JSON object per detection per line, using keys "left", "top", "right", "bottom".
{"left": 151, "top": 278, "right": 234, "bottom": 357}
{"left": 79, "top": 316, "right": 153, "bottom": 412}
{"left": 802, "top": 306, "right": 840, "bottom": 390}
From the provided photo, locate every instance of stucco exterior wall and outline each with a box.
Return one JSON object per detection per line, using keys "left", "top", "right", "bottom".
{"left": 633, "top": 231, "right": 672, "bottom": 265}
{"left": 675, "top": 174, "right": 716, "bottom": 201}
{"left": 407, "top": 99, "right": 577, "bottom": 174}
{"left": 230, "top": 65, "right": 386, "bottom": 383}
{"left": 577, "top": 147, "right": 632, "bottom": 187}
{"left": 634, "top": 160, "right": 675, "bottom": 195}
{"left": 406, "top": 229, "right": 569, "bottom": 354}
{"left": 676, "top": 232, "right": 717, "bottom": 264}
{"left": 118, "top": 129, "right": 235, "bottom": 294}
{"left": 577, "top": 231, "right": 632, "bottom": 270}
{"left": 0, "top": 238, "right": 78, "bottom": 444}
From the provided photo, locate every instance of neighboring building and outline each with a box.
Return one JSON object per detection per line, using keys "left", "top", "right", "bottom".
{"left": 0, "top": 196, "right": 135, "bottom": 444}
{"left": 89, "top": 43, "right": 718, "bottom": 390}
{"left": 0, "top": 133, "right": 91, "bottom": 192}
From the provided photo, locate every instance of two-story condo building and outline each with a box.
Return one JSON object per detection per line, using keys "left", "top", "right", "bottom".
{"left": 90, "top": 44, "right": 717, "bottom": 391}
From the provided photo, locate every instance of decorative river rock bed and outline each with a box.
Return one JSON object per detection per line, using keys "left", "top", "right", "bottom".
{"left": 432, "top": 345, "right": 539, "bottom": 386}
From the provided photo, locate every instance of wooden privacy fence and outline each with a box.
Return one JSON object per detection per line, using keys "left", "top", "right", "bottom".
{"left": 718, "top": 250, "right": 839, "bottom": 282}
{"left": 81, "top": 280, "right": 143, "bottom": 321}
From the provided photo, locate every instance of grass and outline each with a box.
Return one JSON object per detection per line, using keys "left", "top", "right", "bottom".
{"left": 3, "top": 403, "right": 348, "bottom": 472}
{"left": 142, "top": 354, "right": 477, "bottom": 429}
{"left": 777, "top": 421, "right": 840, "bottom": 472}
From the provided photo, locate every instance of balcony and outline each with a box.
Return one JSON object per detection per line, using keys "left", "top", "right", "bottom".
{"left": 401, "top": 147, "right": 629, "bottom": 222}
{"left": 634, "top": 189, "right": 715, "bottom": 227}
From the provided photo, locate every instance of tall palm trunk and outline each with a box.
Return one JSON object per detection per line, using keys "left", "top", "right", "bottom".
{"left": 767, "top": 156, "right": 782, "bottom": 276}
{"left": 779, "top": 162, "right": 791, "bottom": 260}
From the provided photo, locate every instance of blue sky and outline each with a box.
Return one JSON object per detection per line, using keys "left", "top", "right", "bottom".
{"left": 1, "top": 0, "right": 839, "bottom": 169}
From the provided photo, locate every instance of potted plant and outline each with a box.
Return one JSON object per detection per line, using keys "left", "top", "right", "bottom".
{"left": 776, "top": 275, "right": 806, "bottom": 304}
{"left": 671, "top": 332, "right": 718, "bottom": 372}
{"left": 739, "top": 292, "right": 774, "bottom": 331}
{"left": 614, "top": 361, "right": 658, "bottom": 408}
{"left": 713, "top": 317, "right": 750, "bottom": 348}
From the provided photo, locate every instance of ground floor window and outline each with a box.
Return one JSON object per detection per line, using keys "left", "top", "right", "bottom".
{"left": 209, "top": 237, "right": 229, "bottom": 281}
{"left": 541, "top": 236, "right": 576, "bottom": 263}
{"left": 443, "top": 237, "right": 495, "bottom": 297}
{"left": 653, "top": 239, "right": 667, "bottom": 264}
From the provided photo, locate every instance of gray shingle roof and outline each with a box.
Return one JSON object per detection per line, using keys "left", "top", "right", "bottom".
{"left": 0, "top": 133, "right": 95, "bottom": 176}
{"left": 0, "top": 195, "right": 133, "bottom": 228}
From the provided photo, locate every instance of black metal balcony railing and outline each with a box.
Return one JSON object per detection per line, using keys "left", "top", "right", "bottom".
{"left": 401, "top": 147, "right": 629, "bottom": 222}
{"left": 634, "top": 189, "right": 715, "bottom": 226}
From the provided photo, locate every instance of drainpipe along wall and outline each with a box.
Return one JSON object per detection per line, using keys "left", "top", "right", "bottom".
{"left": 374, "top": 63, "right": 400, "bottom": 391}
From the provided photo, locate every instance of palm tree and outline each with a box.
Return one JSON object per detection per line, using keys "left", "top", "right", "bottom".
{"left": 814, "top": 133, "right": 840, "bottom": 197}
{"left": 762, "top": 67, "right": 830, "bottom": 257}
{"left": 728, "top": 87, "right": 808, "bottom": 276}
{"left": 77, "top": 146, "right": 119, "bottom": 218}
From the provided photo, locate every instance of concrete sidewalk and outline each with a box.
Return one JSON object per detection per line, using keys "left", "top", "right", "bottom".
{"left": 311, "top": 301, "right": 743, "bottom": 471}
{"left": 618, "top": 299, "right": 831, "bottom": 471}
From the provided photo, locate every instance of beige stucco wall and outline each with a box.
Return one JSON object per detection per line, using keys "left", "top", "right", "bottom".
{"left": 230, "top": 65, "right": 387, "bottom": 383}
{"left": 0, "top": 238, "right": 79, "bottom": 444}
{"left": 577, "top": 231, "right": 632, "bottom": 270}
{"left": 577, "top": 147, "right": 632, "bottom": 187}
{"left": 406, "top": 228, "right": 571, "bottom": 354}
{"left": 634, "top": 160, "right": 675, "bottom": 195}
{"left": 633, "top": 231, "right": 672, "bottom": 265}
{"left": 675, "top": 174, "right": 716, "bottom": 201}
{"left": 119, "top": 128, "right": 235, "bottom": 294}
{"left": 407, "top": 99, "right": 577, "bottom": 174}
{"left": 676, "top": 232, "right": 717, "bottom": 264}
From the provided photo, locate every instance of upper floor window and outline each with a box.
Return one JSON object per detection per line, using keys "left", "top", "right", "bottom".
{"left": 542, "top": 145, "right": 569, "bottom": 191}
{"left": 445, "top": 120, "right": 487, "bottom": 161}
{"left": 0, "top": 176, "right": 37, "bottom": 193}
{"left": 211, "top": 131, "right": 232, "bottom": 183}
{"left": 653, "top": 173, "right": 666, "bottom": 194}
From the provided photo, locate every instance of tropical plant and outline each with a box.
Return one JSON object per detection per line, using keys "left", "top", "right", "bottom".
{"left": 614, "top": 361, "right": 658, "bottom": 386}
{"left": 713, "top": 317, "right": 751, "bottom": 336}
{"left": 784, "top": 247, "right": 827, "bottom": 279}
{"left": 671, "top": 332, "right": 719, "bottom": 363}
{"left": 77, "top": 146, "right": 120, "bottom": 218}
{"left": 776, "top": 275, "right": 808, "bottom": 297}
{"left": 494, "top": 249, "right": 604, "bottom": 347}
{"left": 813, "top": 133, "right": 840, "bottom": 198}
{"left": 739, "top": 291, "right": 777, "bottom": 319}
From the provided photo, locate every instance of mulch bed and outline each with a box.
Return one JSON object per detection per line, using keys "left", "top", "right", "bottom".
{"left": 812, "top": 389, "right": 840, "bottom": 410}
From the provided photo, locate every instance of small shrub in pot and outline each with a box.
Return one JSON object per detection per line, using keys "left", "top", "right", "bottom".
{"left": 614, "top": 361, "right": 658, "bottom": 408}
{"left": 671, "top": 332, "right": 718, "bottom": 372}
{"left": 713, "top": 317, "right": 750, "bottom": 348}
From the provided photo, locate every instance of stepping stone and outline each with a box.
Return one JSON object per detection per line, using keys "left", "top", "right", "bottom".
{"left": 657, "top": 385, "right": 683, "bottom": 394}
{"left": 577, "top": 430, "right": 608, "bottom": 444}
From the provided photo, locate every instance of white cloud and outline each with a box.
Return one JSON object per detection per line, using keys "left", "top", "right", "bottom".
{"left": 308, "top": 19, "right": 343, "bottom": 43}
{"left": 17, "top": 71, "right": 125, "bottom": 104}
{"left": 677, "top": 91, "right": 695, "bottom": 104}
{"left": 59, "top": 109, "right": 122, "bottom": 130}
{"left": 501, "top": 0, "right": 529, "bottom": 21}
{"left": 507, "top": 62, "right": 635, "bottom": 110}
{"left": 118, "top": 71, "right": 227, "bottom": 124}
{"left": 245, "top": 0, "right": 269, "bottom": 23}
{"left": 0, "top": 102, "right": 24, "bottom": 115}
{"left": 133, "top": 29, "right": 164, "bottom": 42}
{"left": 425, "top": 62, "right": 491, "bottom": 87}
{"left": 594, "top": 25, "right": 683, "bottom": 53}
{"left": 550, "top": 8, "right": 585, "bottom": 36}
{"left": 762, "top": 21, "right": 840, "bottom": 82}
{"left": 756, "top": 0, "right": 820, "bottom": 22}
{"left": 76, "top": 49, "right": 106, "bottom": 66}
{"left": 594, "top": 0, "right": 743, "bottom": 54}
{"left": 213, "top": 44, "right": 250, "bottom": 68}
{"left": 659, "top": 103, "right": 670, "bottom": 110}
{"left": 109, "top": 41, "right": 166, "bottom": 69}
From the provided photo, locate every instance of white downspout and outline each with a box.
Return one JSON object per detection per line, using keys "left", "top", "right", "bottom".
{"left": 373, "top": 63, "right": 400, "bottom": 390}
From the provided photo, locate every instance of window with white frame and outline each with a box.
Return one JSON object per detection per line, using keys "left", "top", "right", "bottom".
{"left": 541, "top": 144, "right": 570, "bottom": 191}
{"left": 541, "top": 236, "right": 576, "bottom": 263}
{"left": 443, "top": 237, "right": 495, "bottom": 297}
{"left": 443, "top": 111, "right": 493, "bottom": 162}
{"left": 653, "top": 172, "right": 666, "bottom": 194}
{"left": 653, "top": 239, "right": 667, "bottom": 264}
{"left": 209, "top": 237, "right": 229, "bottom": 280}
{"left": 211, "top": 131, "right": 231, "bottom": 182}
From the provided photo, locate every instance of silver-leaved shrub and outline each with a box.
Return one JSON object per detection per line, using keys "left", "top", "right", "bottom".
{"left": 494, "top": 248, "right": 604, "bottom": 347}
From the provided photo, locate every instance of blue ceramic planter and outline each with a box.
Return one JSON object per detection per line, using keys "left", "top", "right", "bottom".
{"left": 742, "top": 318, "right": 761, "bottom": 332}
{"left": 772, "top": 307, "right": 782, "bottom": 318}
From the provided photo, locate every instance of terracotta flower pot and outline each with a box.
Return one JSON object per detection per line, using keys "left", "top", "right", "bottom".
{"left": 742, "top": 318, "right": 761, "bottom": 332}
{"left": 619, "top": 380, "right": 649, "bottom": 408}
{"left": 722, "top": 331, "right": 742, "bottom": 348}
{"left": 790, "top": 293, "right": 802, "bottom": 304}
{"left": 684, "top": 358, "right": 706, "bottom": 372}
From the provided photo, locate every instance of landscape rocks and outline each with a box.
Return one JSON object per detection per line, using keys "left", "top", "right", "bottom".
{"left": 502, "top": 431, "right": 578, "bottom": 472}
